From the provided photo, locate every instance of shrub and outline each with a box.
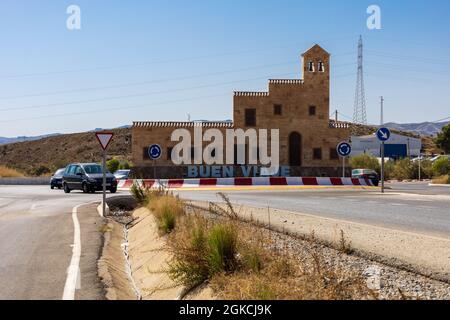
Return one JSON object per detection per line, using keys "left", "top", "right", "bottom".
{"left": 130, "top": 183, "right": 147, "bottom": 204}
{"left": 168, "top": 219, "right": 237, "bottom": 288}
{"left": 432, "top": 175, "right": 450, "bottom": 184}
{"left": 207, "top": 224, "right": 237, "bottom": 274}
{"left": 29, "top": 165, "right": 51, "bottom": 177}
{"left": 384, "top": 159, "right": 432, "bottom": 180}
{"left": 119, "top": 161, "right": 131, "bottom": 170}
{"left": 106, "top": 158, "right": 120, "bottom": 173}
{"left": 435, "top": 124, "right": 450, "bottom": 153}
{"left": 432, "top": 157, "right": 450, "bottom": 177}
{"left": 390, "top": 158, "right": 415, "bottom": 180}
{"left": 349, "top": 154, "right": 380, "bottom": 173}
{"left": 241, "top": 246, "right": 263, "bottom": 273}
{"left": 151, "top": 195, "right": 184, "bottom": 234}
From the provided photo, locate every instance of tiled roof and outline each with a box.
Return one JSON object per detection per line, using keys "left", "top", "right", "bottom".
{"left": 133, "top": 121, "right": 234, "bottom": 128}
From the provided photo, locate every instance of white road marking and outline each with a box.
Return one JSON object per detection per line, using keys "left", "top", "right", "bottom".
{"left": 62, "top": 204, "right": 82, "bottom": 300}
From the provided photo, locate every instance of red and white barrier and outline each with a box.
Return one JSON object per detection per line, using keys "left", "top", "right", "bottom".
{"left": 117, "top": 177, "right": 374, "bottom": 190}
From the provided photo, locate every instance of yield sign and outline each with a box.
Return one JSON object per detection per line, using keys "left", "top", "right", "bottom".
{"left": 95, "top": 132, "right": 114, "bottom": 150}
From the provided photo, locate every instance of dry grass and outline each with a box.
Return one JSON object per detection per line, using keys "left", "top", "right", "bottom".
{"left": 432, "top": 175, "right": 450, "bottom": 184}
{"left": 162, "top": 200, "right": 372, "bottom": 300}
{"left": 139, "top": 191, "right": 372, "bottom": 300}
{"left": 147, "top": 194, "right": 185, "bottom": 235}
{"left": 0, "top": 166, "right": 24, "bottom": 178}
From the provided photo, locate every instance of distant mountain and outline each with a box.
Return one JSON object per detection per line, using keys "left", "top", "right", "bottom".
{"left": 384, "top": 121, "right": 450, "bottom": 137}
{"left": 0, "top": 133, "right": 61, "bottom": 146}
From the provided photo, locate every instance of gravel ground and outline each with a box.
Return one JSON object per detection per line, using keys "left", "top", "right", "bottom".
{"left": 256, "top": 225, "right": 450, "bottom": 300}
{"left": 187, "top": 205, "right": 450, "bottom": 300}
{"left": 113, "top": 204, "right": 450, "bottom": 300}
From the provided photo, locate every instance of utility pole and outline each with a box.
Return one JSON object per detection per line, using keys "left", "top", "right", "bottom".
{"left": 418, "top": 153, "right": 422, "bottom": 182}
{"left": 380, "top": 96, "right": 384, "bottom": 126}
{"left": 335, "top": 110, "right": 338, "bottom": 122}
{"left": 353, "top": 36, "right": 368, "bottom": 125}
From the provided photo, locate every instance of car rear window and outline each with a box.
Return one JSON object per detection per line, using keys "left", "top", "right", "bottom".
{"left": 54, "top": 169, "right": 65, "bottom": 176}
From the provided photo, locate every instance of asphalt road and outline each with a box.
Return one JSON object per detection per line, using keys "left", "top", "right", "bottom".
{"left": 0, "top": 182, "right": 448, "bottom": 299}
{"left": 177, "top": 182, "right": 450, "bottom": 239}
{"left": 388, "top": 181, "right": 450, "bottom": 195}
{"left": 0, "top": 185, "right": 117, "bottom": 300}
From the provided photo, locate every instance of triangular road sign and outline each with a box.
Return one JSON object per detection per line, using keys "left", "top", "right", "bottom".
{"left": 95, "top": 132, "right": 114, "bottom": 150}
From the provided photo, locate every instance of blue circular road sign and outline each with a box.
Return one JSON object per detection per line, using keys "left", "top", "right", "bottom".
{"left": 337, "top": 142, "right": 352, "bottom": 157}
{"left": 376, "top": 127, "right": 391, "bottom": 142}
{"left": 148, "top": 144, "right": 162, "bottom": 160}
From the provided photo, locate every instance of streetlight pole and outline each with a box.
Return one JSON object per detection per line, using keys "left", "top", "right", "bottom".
{"left": 380, "top": 96, "right": 385, "bottom": 194}
{"left": 418, "top": 153, "right": 422, "bottom": 182}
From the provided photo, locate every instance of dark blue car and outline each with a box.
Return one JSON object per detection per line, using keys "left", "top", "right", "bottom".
{"left": 50, "top": 168, "right": 66, "bottom": 189}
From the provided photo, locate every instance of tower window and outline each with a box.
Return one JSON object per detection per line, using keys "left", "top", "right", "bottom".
{"left": 309, "top": 106, "right": 317, "bottom": 116}
{"left": 318, "top": 61, "right": 325, "bottom": 72}
{"left": 274, "top": 104, "right": 282, "bottom": 115}
{"left": 245, "top": 108, "right": 256, "bottom": 127}
{"left": 308, "top": 61, "right": 315, "bottom": 72}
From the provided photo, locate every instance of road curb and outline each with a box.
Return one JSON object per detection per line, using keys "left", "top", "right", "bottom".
{"left": 97, "top": 202, "right": 110, "bottom": 217}
{"left": 117, "top": 176, "right": 375, "bottom": 190}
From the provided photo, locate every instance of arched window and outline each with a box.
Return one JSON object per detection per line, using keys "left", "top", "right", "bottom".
{"left": 308, "top": 61, "right": 315, "bottom": 72}
{"left": 318, "top": 61, "right": 325, "bottom": 72}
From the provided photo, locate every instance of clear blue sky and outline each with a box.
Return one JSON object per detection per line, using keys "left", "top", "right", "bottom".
{"left": 0, "top": 0, "right": 449, "bottom": 136}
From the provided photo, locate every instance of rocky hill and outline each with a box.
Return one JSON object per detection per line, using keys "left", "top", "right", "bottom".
{"left": 0, "top": 122, "right": 442, "bottom": 177}
{"left": 0, "top": 128, "right": 131, "bottom": 176}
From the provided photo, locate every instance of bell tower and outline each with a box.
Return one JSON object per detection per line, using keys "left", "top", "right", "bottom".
{"left": 301, "top": 44, "right": 330, "bottom": 87}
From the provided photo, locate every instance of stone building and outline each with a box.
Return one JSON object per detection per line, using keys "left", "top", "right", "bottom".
{"left": 132, "top": 44, "right": 350, "bottom": 178}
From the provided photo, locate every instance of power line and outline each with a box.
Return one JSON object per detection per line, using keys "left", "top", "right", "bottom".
{"left": 366, "top": 50, "right": 450, "bottom": 66}
{"left": 0, "top": 61, "right": 298, "bottom": 100}
{"left": 0, "top": 36, "right": 357, "bottom": 80}
{"left": 0, "top": 93, "right": 230, "bottom": 123}
{"left": 0, "top": 71, "right": 357, "bottom": 123}
{"left": 0, "top": 69, "right": 357, "bottom": 113}
{"left": 0, "top": 72, "right": 299, "bottom": 113}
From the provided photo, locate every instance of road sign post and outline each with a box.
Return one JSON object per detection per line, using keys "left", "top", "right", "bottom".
{"left": 148, "top": 144, "right": 162, "bottom": 180}
{"left": 95, "top": 132, "right": 114, "bottom": 217}
{"left": 376, "top": 127, "right": 391, "bottom": 194}
{"left": 337, "top": 142, "right": 352, "bottom": 178}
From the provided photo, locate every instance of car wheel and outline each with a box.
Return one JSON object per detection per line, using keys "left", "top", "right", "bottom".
{"left": 63, "top": 183, "right": 71, "bottom": 194}
{"left": 58, "top": 186, "right": 62, "bottom": 190}
{"left": 51, "top": 186, "right": 54, "bottom": 190}
{"left": 82, "top": 183, "right": 89, "bottom": 194}
{"left": 110, "top": 187, "right": 117, "bottom": 194}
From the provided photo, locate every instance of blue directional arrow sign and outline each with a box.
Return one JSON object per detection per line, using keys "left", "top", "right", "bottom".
{"left": 376, "top": 127, "right": 391, "bottom": 142}
{"left": 337, "top": 141, "right": 352, "bottom": 157}
{"left": 148, "top": 144, "right": 162, "bottom": 160}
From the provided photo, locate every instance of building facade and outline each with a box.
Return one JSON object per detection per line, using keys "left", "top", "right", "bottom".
{"left": 350, "top": 133, "right": 422, "bottom": 159}
{"left": 132, "top": 44, "right": 351, "bottom": 178}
